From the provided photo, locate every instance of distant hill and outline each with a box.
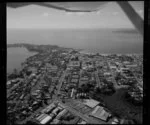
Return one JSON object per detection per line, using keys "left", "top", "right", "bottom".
{"left": 7, "top": 43, "right": 61, "bottom": 53}
{"left": 113, "top": 28, "right": 139, "bottom": 34}
{"left": 7, "top": 43, "right": 58, "bottom": 47}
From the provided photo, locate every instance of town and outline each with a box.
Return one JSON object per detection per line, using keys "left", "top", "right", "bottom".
{"left": 7, "top": 44, "right": 143, "bottom": 124}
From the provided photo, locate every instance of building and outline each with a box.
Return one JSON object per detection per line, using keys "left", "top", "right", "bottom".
{"left": 104, "top": 72, "right": 111, "bottom": 77}
{"left": 28, "top": 67, "right": 37, "bottom": 73}
{"left": 68, "top": 61, "right": 80, "bottom": 68}
{"left": 83, "top": 99, "right": 100, "bottom": 108}
{"left": 90, "top": 106, "right": 110, "bottom": 121}
{"left": 71, "top": 79, "right": 78, "bottom": 84}
{"left": 71, "top": 88, "right": 75, "bottom": 98}
{"left": 40, "top": 115, "right": 52, "bottom": 124}
{"left": 72, "top": 75, "right": 79, "bottom": 79}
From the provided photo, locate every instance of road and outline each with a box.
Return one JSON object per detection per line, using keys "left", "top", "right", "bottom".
{"left": 95, "top": 69, "right": 102, "bottom": 88}
{"left": 58, "top": 101, "right": 106, "bottom": 124}
{"left": 17, "top": 67, "right": 108, "bottom": 124}
{"left": 56, "top": 70, "right": 67, "bottom": 96}
{"left": 78, "top": 69, "right": 83, "bottom": 88}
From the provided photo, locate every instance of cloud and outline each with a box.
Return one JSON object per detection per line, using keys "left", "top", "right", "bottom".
{"left": 75, "top": 12, "right": 85, "bottom": 16}
{"left": 112, "top": 12, "right": 119, "bottom": 16}
{"left": 43, "top": 12, "right": 49, "bottom": 17}
{"left": 96, "top": 11, "right": 101, "bottom": 15}
{"left": 66, "top": 12, "right": 74, "bottom": 15}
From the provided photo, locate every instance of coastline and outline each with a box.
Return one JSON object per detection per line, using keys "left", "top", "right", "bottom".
{"left": 7, "top": 46, "right": 38, "bottom": 74}
{"left": 79, "top": 49, "right": 143, "bottom": 55}
{"left": 7, "top": 44, "right": 143, "bottom": 75}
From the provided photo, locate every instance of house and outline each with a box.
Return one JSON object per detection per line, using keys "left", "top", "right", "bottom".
{"left": 68, "top": 61, "right": 80, "bottom": 68}
{"left": 71, "top": 79, "right": 78, "bottom": 84}
{"left": 104, "top": 72, "right": 111, "bottom": 77}
{"left": 72, "top": 75, "right": 79, "bottom": 79}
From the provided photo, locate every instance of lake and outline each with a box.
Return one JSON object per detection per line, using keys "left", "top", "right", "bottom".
{"left": 7, "top": 47, "right": 37, "bottom": 73}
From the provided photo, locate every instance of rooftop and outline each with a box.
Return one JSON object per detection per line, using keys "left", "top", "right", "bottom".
{"left": 83, "top": 99, "right": 100, "bottom": 108}
{"left": 90, "top": 106, "right": 110, "bottom": 121}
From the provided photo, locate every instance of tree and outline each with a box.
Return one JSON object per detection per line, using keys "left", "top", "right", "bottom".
{"left": 115, "top": 72, "right": 122, "bottom": 81}
{"left": 13, "top": 68, "right": 18, "bottom": 75}
{"left": 44, "top": 99, "right": 48, "bottom": 105}
{"left": 77, "top": 87, "right": 82, "bottom": 93}
{"left": 8, "top": 73, "right": 17, "bottom": 79}
{"left": 26, "top": 70, "right": 32, "bottom": 76}
{"left": 95, "top": 87, "right": 101, "bottom": 93}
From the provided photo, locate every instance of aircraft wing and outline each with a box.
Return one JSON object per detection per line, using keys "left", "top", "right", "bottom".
{"left": 117, "top": 2, "right": 143, "bottom": 35}
{"left": 7, "top": 3, "right": 33, "bottom": 8}
{"left": 7, "top": 2, "right": 107, "bottom": 12}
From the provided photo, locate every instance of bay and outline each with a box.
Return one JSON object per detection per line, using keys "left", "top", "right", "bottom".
{"left": 7, "top": 28, "right": 143, "bottom": 54}
{"left": 7, "top": 47, "right": 37, "bottom": 74}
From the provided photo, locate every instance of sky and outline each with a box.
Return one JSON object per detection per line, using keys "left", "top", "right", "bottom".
{"left": 7, "top": 1, "right": 144, "bottom": 29}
